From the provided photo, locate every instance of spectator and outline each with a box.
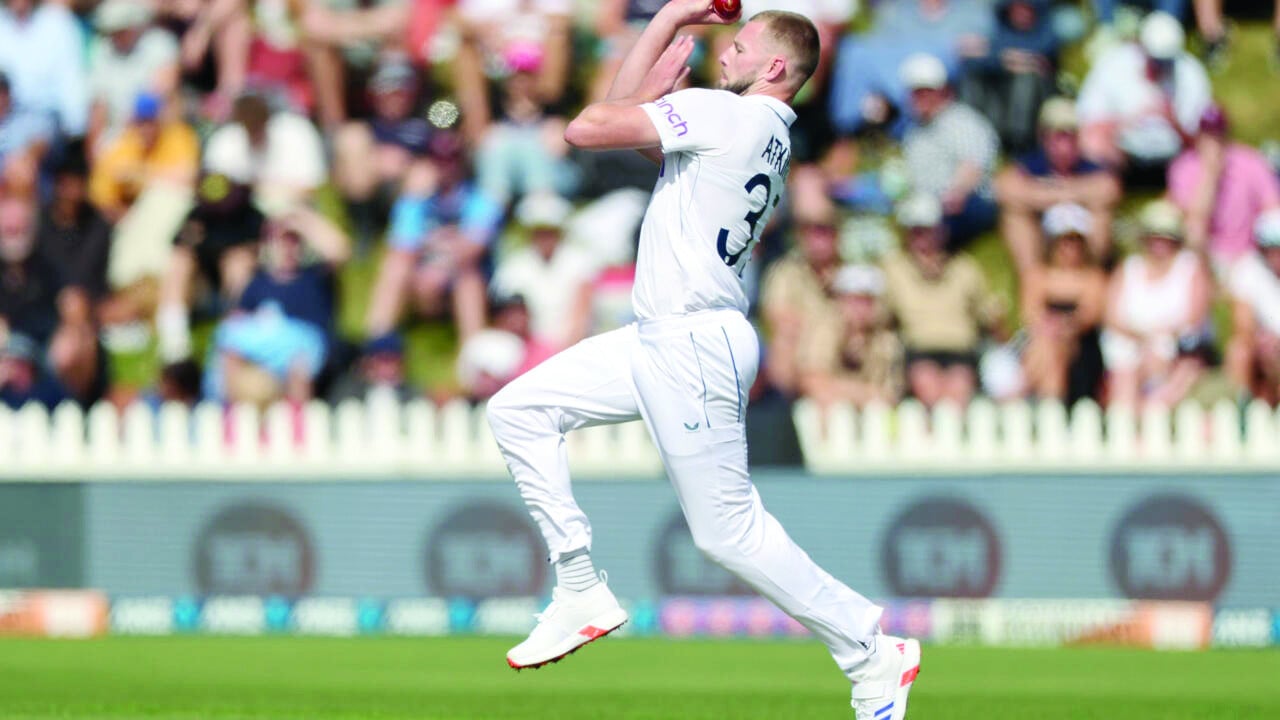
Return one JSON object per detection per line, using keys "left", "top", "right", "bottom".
{"left": 297, "top": 1, "right": 426, "bottom": 68}
{"left": 86, "top": 0, "right": 180, "bottom": 151}
{"left": 366, "top": 130, "right": 503, "bottom": 340}
{"left": 456, "top": 293, "right": 541, "bottom": 403}
{"left": 474, "top": 41, "right": 578, "bottom": 205}
{"left": 1226, "top": 209, "right": 1280, "bottom": 404}
{"left": 899, "top": 52, "right": 1000, "bottom": 249}
{"left": 0, "top": 194, "right": 102, "bottom": 405}
{"left": 213, "top": 0, "right": 344, "bottom": 128}
{"left": 202, "top": 92, "right": 327, "bottom": 214}
{"left": 1101, "top": 200, "right": 1213, "bottom": 408}
{"left": 995, "top": 97, "right": 1121, "bottom": 274}
{"left": 453, "top": 0, "right": 572, "bottom": 145}
{"left": 760, "top": 202, "right": 843, "bottom": 397}
{"left": 156, "top": 174, "right": 265, "bottom": 364}
{"left": 332, "top": 56, "right": 433, "bottom": 246}
{"left": 797, "top": 264, "right": 905, "bottom": 409}
{"left": 36, "top": 146, "right": 113, "bottom": 323}
{"left": 1019, "top": 203, "right": 1107, "bottom": 404}
{"left": 490, "top": 191, "right": 594, "bottom": 352}
{"left": 90, "top": 93, "right": 200, "bottom": 332}
{"left": 959, "top": 0, "right": 1059, "bottom": 153}
{"left": 882, "top": 193, "right": 1004, "bottom": 408}
{"left": 174, "top": 0, "right": 251, "bottom": 120}
{"left": 0, "top": 0, "right": 89, "bottom": 138}
{"left": 205, "top": 206, "right": 351, "bottom": 407}
{"left": 327, "top": 332, "right": 417, "bottom": 404}
{"left": 1077, "top": 11, "right": 1211, "bottom": 186}
{"left": 829, "top": 0, "right": 992, "bottom": 137}
{"left": 89, "top": 94, "right": 198, "bottom": 224}
{"left": 0, "top": 71, "right": 54, "bottom": 195}
{"left": 0, "top": 331, "right": 65, "bottom": 409}
{"left": 1167, "top": 104, "right": 1280, "bottom": 275}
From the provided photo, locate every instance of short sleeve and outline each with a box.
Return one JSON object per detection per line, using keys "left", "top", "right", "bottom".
{"left": 388, "top": 196, "right": 433, "bottom": 252}
{"left": 640, "top": 88, "right": 735, "bottom": 156}
{"left": 459, "top": 191, "right": 504, "bottom": 247}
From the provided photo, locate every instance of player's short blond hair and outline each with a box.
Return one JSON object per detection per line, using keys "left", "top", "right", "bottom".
{"left": 750, "top": 10, "right": 820, "bottom": 89}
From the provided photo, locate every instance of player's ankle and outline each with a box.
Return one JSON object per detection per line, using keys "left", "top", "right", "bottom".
{"left": 555, "top": 549, "right": 601, "bottom": 592}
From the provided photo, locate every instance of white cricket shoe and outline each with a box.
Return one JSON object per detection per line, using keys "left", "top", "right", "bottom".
{"left": 506, "top": 581, "right": 628, "bottom": 670}
{"left": 850, "top": 635, "right": 921, "bottom": 720}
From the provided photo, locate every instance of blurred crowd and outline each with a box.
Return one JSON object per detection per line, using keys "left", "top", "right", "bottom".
{"left": 2, "top": 0, "right": 1280, "bottom": 419}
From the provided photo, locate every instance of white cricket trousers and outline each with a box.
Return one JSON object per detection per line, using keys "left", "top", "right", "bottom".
{"left": 486, "top": 309, "right": 883, "bottom": 679}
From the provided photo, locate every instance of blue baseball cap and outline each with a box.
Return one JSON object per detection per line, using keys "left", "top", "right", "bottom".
{"left": 133, "top": 93, "right": 161, "bottom": 122}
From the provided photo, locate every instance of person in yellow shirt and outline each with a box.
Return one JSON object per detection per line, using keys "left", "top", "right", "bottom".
{"left": 91, "top": 93, "right": 200, "bottom": 328}
{"left": 89, "top": 93, "right": 198, "bottom": 222}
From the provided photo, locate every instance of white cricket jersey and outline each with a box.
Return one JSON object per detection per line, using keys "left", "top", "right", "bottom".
{"left": 636, "top": 88, "right": 796, "bottom": 320}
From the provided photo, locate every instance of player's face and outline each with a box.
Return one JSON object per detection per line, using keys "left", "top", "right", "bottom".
{"left": 718, "top": 22, "right": 774, "bottom": 96}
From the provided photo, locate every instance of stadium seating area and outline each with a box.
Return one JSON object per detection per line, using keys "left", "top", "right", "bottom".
{"left": 2, "top": 0, "right": 1280, "bottom": 447}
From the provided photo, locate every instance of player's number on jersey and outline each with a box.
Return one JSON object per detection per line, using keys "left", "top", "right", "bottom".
{"left": 717, "top": 173, "right": 779, "bottom": 276}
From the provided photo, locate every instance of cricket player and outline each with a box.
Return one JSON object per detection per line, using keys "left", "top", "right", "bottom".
{"left": 486, "top": 3, "right": 921, "bottom": 716}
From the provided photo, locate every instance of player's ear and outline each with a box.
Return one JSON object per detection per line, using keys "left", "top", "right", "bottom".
{"left": 763, "top": 55, "right": 787, "bottom": 84}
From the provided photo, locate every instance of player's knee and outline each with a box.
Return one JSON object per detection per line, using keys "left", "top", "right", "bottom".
{"left": 485, "top": 384, "right": 537, "bottom": 438}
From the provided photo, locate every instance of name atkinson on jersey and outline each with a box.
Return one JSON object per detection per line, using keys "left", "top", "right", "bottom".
{"left": 762, "top": 135, "right": 789, "bottom": 176}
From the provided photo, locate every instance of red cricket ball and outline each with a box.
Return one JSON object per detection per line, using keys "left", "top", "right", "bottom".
{"left": 712, "top": 0, "right": 742, "bottom": 21}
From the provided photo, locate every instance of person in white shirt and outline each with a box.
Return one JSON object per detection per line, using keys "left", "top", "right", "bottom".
{"left": 491, "top": 192, "right": 597, "bottom": 351}
{"left": 86, "top": 0, "right": 180, "bottom": 149}
{"left": 1077, "top": 11, "right": 1210, "bottom": 184}
{"left": 485, "top": 4, "right": 921, "bottom": 717}
{"left": 1226, "top": 208, "right": 1280, "bottom": 404}
{"left": 202, "top": 92, "right": 326, "bottom": 213}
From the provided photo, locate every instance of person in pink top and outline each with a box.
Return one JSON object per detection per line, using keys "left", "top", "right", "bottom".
{"left": 1167, "top": 104, "right": 1280, "bottom": 275}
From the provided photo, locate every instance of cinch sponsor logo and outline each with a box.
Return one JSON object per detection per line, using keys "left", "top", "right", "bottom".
{"left": 655, "top": 96, "right": 689, "bottom": 137}
{"left": 1109, "top": 494, "right": 1231, "bottom": 602}
{"left": 881, "top": 497, "right": 1002, "bottom": 598}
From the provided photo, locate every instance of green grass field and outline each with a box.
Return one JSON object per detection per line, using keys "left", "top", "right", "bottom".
{"left": 0, "top": 637, "right": 1276, "bottom": 719}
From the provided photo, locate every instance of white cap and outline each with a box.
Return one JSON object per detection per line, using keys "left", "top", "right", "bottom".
{"left": 1139, "top": 198, "right": 1185, "bottom": 239}
{"left": 899, "top": 53, "right": 948, "bottom": 90}
{"left": 95, "top": 0, "right": 152, "bottom": 33}
{"left": 1042, "top": 202, "right": 1092, "bottom": 238}
{"left": 896, "top": 193, "right": 943, "bottom": 229}
{"left": 1255, "top": 208, "right": 1280, "bottom": 248}
{"left": 1140, "top": 11, "right": 1184, "bottom": 60}
{"left": 456, "top": 329, "right": 525, "bottom": 392}
{"left": 516, "top": 191, "right": 572, "bottom": 229}
{"left": 832, "top": 264, "right": 885, "bottom": 297}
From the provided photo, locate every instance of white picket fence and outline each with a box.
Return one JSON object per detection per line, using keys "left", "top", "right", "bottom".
{"left": 794, "top": 398, "right": 1280, "bottom": 474}
{"left": 0, "top": 395, "right": 1276, "bottom": 480}
{"left": 0, "top": 390, "right": 662, "bottom": 481}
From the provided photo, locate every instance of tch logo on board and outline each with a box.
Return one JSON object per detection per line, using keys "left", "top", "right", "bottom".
{"left": 193, "top": 502, "right": 315, "bottom": 596}
{"left": 1109, "top": 494, "right": 1231, "bottom": 602}
{"left": 425, "top": 502, "right": 546, "bottom": 599}
{"left": 881, "top": 497, "right": 1002, "bottom": 598}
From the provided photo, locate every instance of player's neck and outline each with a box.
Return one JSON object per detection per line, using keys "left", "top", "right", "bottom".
{"left": 740, "top": 85, "right": 794, "bottom": 107}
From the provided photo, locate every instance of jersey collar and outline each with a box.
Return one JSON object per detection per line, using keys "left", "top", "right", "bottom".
{"left": 751, "top": 95, "right": 797, "bottom": 128}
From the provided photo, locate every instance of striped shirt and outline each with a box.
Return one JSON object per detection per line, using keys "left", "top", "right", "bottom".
{"left": 903, "top": 102, "right": 999, "bottom": 200}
